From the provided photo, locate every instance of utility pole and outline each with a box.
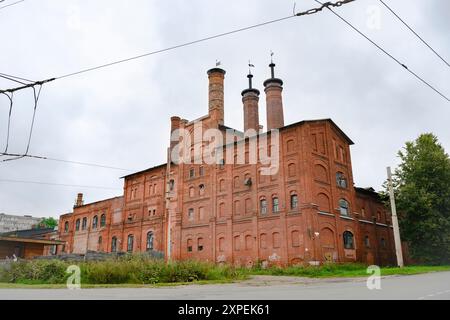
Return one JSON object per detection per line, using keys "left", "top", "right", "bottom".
{"left": 387, "top": 166, "right": 404, "bottom": 267}
{"left": 165, "top": 147, "right": 172, "bottom": 263}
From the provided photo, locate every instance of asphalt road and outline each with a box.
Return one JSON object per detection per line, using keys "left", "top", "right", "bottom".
{"left": 1, "top": 272, "right": 449, "bottom": 300}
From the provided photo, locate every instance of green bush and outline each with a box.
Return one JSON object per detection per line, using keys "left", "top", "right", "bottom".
{"left": 0, "top": 256, "right": 245, "bottom": 285}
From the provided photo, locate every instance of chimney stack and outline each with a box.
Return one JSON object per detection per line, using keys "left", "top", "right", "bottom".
{"left": 170, "top": 116, "right": 181, "bottom": 152}
{"left": 264, "top": 61, "right": 284, "bottom": 130}
{"left": 74, "top": 193, "right": 84, "bottom": 208}
{"left": 207, "top": 67, "right": 226, "bottom": 125}
{"left": 241, "top": 72, "right": 260, "bottom": 134}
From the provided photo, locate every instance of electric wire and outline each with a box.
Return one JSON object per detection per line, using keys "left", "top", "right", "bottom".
{"left": 379, "top": 0, "right": 450, "bottom": 68}
{"left": 313, "top": 0, "right": 449, "bottom": 102}
{"left": 0, "top": 152, "right": 135, "bottom": 171}
{"left": 0, "top": 178, "right": 121, "bottom": 190}
{"left": 0, "top": 0, "right": 25, "bottom": 11}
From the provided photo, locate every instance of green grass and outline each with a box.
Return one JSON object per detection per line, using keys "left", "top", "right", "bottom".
{"left": 242, "top": 263, "right": 450, "bottom": 278}
{"left": 1, "top": 256, "right": 449, "bottom": 288}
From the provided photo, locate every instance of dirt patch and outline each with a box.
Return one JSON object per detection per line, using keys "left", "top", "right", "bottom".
{"left": 238, "top": 275, "right": 369, "bottom": 287}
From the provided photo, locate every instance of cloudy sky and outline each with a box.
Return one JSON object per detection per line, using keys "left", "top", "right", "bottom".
{"left": 0, "top": 0, "right": 448, "bottom": 218}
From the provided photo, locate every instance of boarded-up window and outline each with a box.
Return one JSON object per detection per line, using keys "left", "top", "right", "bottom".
{"left": 219, "top": 237, "right": 225, "bottom": 252}
{"left": 260, "top": 233, "right": 267, "bottom": 249}
{"left": 245, "top": 198, "right": 252, "bottom": 214}
{"left": 245, "top": 235, "right": 253, "bottom": 250}
{"left": 321, "top": 228, "right": 335, "bottom": 248}
{"left": 219, "top": 203, "right": 225, "bottom": 218}
{"left": 291, "top": 230, "right": 301, "bottom": 247}
{"left": 219, "top": 179, "right": 225, "bottom": 192}
{"left": 286, "top": 139, "right": 295, "bottom": 152}
{"left": 234, "top": 200, "right": 241, "bottom": 216}
{"left": 288, "top": 163, "right": 296, "bottom": 177}
{"left": 234, "top": 176, "right": 240, "bottom": 188}
{"left": 314, "top": 164, "right": 328, "bottom": 182}
{"left": 234, "top": 235, "right": 240, "bottom": 251}
{"left": 273, "top": 232, "right": 281, "bottom": 248}
{"left": 199, "top": 207, "right": 205, "bottom": 220}
{"left": 317, "top": 193, "right": 331, "bottom": 213}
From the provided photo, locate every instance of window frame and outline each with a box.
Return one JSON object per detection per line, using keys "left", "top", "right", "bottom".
{"left": 343, "top": 231, "right": 354, "bottom": 249}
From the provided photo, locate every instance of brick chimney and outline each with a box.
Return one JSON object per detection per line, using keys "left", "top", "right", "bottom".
{"left": 170, "top": 116, "right": 181, "bottom": 151}
{"left": 207, "top": 67, "right": 226, "bottom": 125}
{"left": 74, "top": 193, "right": 84, "bottom": 208}
{"left": 241, "top": 73, "right": 260, "bottom": 134}
{"left": 264, "top": 62, "right": 284, "bottom": 130}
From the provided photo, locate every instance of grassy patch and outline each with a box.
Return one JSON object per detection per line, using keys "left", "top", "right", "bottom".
{"left": 0, "top": 256, "right": 246, "bottom": 286}
{"left": 1, "top": 256, "right": 449, "bottom": 287}
{"left": 242, "top": 263, "right": 450, "bottom": 278}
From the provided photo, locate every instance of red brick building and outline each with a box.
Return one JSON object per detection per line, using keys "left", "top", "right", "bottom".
{"left": 58, "top": 64, "right": 396, "bottom": 266}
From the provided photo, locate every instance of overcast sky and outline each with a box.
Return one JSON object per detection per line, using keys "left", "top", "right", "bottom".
{"left": 0, "top": 0, "right": 448, "bottom": 218}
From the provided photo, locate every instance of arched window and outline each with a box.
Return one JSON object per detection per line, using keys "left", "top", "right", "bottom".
{"left": 127, "top": 234, "right": 134, "bottom": 252}
{"left": 188, "top": 208, "right": 194, "bottom": 221}
{"left": 187, "top": 239, "right": 193, "bottom": 252}
{"left": 98, "top": 236, "right": 102, "bottom": 245}
{"left": 82, "top": 217, "right": 87, "bottom": 230}
{"left": 92, "top": 215, "right": 98, "bottom": 229}
{"left": 111, "top": 236, "right": 117, "bottom": 252}
{"left": 146, "top": 232, "right": 154, "bottom": 251}
{"left": 197, "top": 238, "right": 204, "bottom": 251}
{"left": 260, "top": 198, "right": 267, "bottom": 215}
{"left": 339, "top": 199, "right": 350, "bottom": 216}
{"left": 199, "top": 184, "right": 205, "bottom": 196}
{"left": 364, "top": 235, "right": 370, "bottom": 248}
{"left": 64, "top": 221, "right": 69, "bottom": 233}
{"left": 199, "top": 166, "right": 205, "bottom": 176}
{"left": 290, "top": 194, "right": 298, "bottom": 209}
{"left": 343, "top": 231, "right": 354, "bottom": 249}
{"left": 234, "top": 200, "right": 241, "bottom": 216}
{"left": 272, "top": 197, "right": 279, "bottom": 213}
{"left": 336, "top": 172, "right": 347, "bottom": 188}
{"left": 381, "top": 238, "right": 386, "bottom": 248}
{"left": 75, "top": 219, "right": 80, "bottom": 231}
{"left": 100, "top": 214, "right": 106, "bottom": 227}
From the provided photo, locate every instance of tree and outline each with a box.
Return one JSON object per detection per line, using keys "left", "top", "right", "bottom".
{"left": 37, "top": 217, "right": 58, "bottom": 229}
{"left": 388, "top": 133, "right": 450, "bottom": 265}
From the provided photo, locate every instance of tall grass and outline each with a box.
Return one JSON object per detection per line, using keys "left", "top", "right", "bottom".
{"left": 0, "top": 255, "right": 245, "bottom": 285}
{"left": 1, "top": 256, "right": 448, "bottom": 285}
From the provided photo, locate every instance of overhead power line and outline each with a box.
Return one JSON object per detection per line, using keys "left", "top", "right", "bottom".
{"left": 0, "top": 0, "right": 25, "bottom": 11}
{"left": 55, "top": 0, "right": 356, "bottom": 80}
{"left": 0, "top": 178, "right": 121, "bottom": 190}
{"left": 379, "top": 0, "right": 450, "bottom": 68}
{"left": 313, "top": 0, "right": 449, "bottom": 102}
{"left": 0, "top": 72, "right": 34, "bottom": 83}
{"left": 0, "top": 152, "right": 135, "bottom": 171}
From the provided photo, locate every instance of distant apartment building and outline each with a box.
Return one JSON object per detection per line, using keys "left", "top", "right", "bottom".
{"left": 0, "top": 213, "right": 43, "bottom": 234}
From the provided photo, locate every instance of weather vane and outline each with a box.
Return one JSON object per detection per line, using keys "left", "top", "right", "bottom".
{"left": 248, "top": 60, "right": 255, "bottom": 75}
{"left": 215, "top": 59, "right": 221, "bottom": 67}
{"left": 270, "top": 51, "right": 274, "bottom": 63}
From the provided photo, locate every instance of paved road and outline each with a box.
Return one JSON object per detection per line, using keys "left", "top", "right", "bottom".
{"left": 1, "top": 272, "right": 449, "bottom": 300}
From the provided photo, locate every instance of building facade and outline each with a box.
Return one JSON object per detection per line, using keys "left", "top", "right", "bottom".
{"left": 58, "top": 64, "right": 396, "bottom": 266}
{"left": 0, "top": 213, "right": 43, "bottom": 234}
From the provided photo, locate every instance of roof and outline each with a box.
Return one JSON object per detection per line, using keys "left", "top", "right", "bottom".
{"left": 0, "top": 227, "right": 56, "bottom": 238}
{"left": 0, "top": 236, "right": 65, "bottom": 245}
{"left": 354, "top": 186, "right": 382, "bottom": 199}
{"left": 72, "top": 196, "right": 123, "bottom": 210}
{"left": 120, "top": 163, "right": 167, "bottom": 179}
{"left": 120, "top": 119, "right": 353, "bottom": 179}
{"left": 280, "top": 119, "right": 354, "bottom": 145}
